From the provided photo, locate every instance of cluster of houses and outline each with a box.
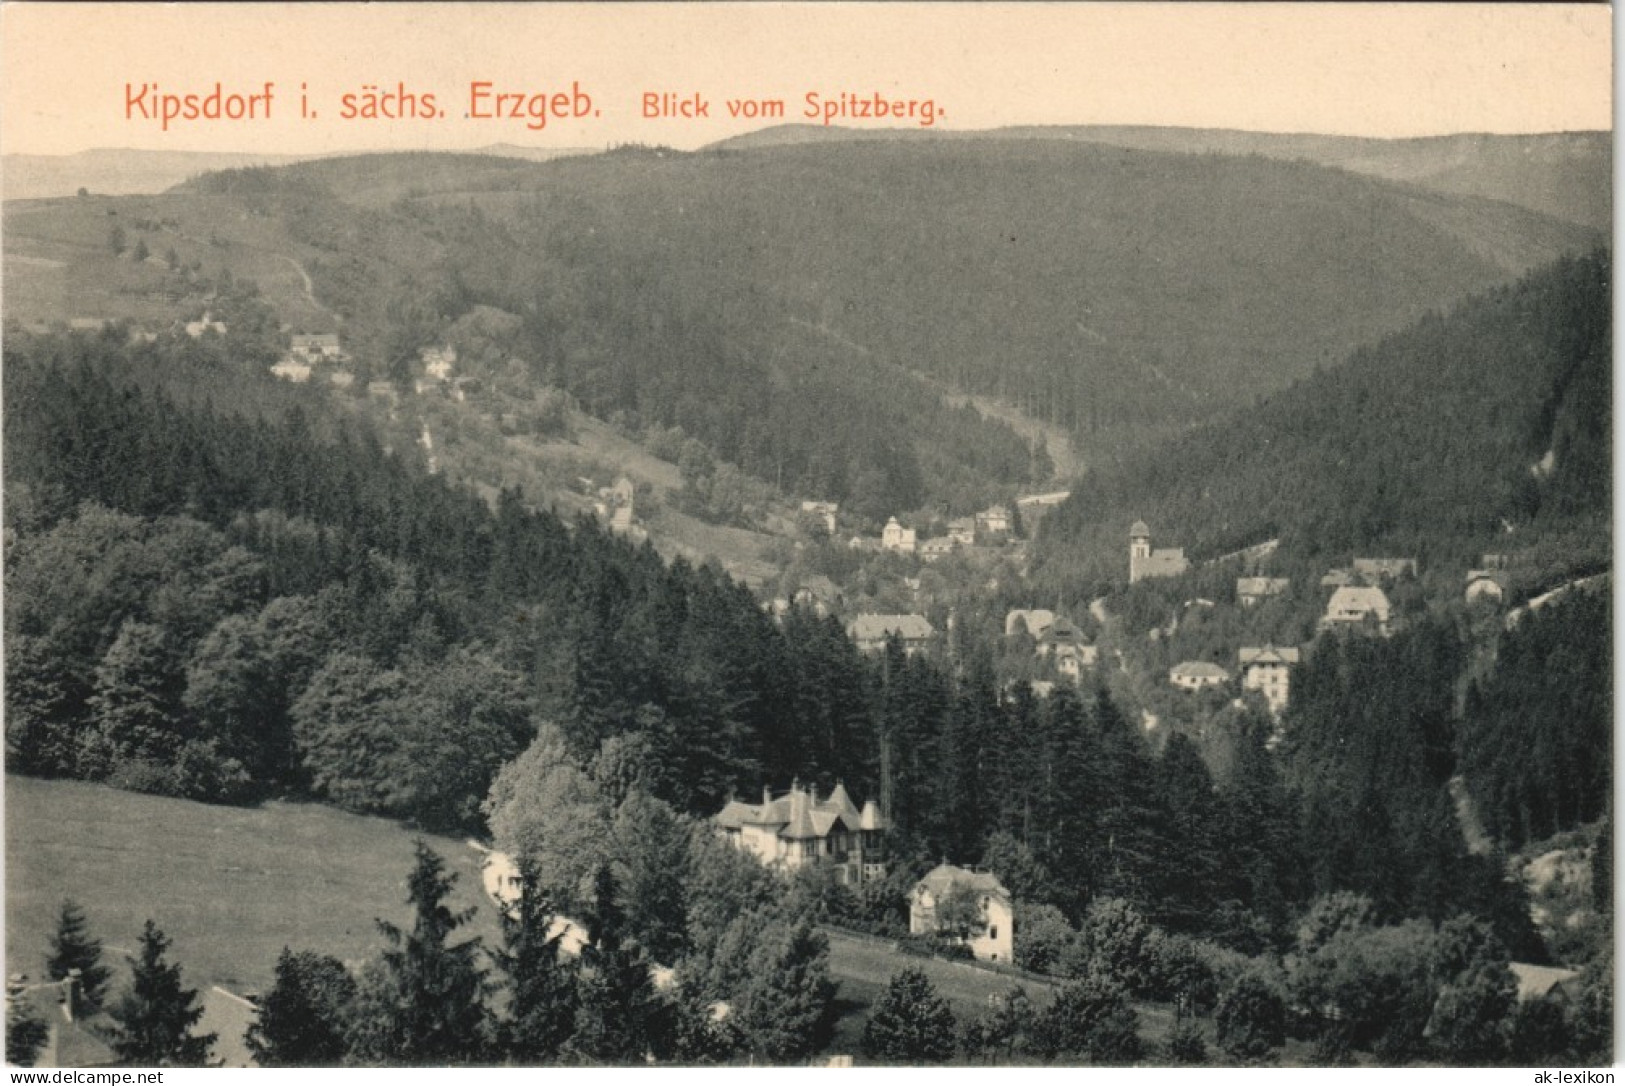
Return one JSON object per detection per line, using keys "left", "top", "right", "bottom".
{"left": 1136, "top": 522, "right": 1422, "bottom": 715}
{"left": 267, "top": 338, "right": 483, "bottom": 406}
{"left": 848, "top": 505, "right": 1016, "bottom": 562}
{"left": 269, "top": 331, "right": 349, "bottom": 385}
{"left": 712, "top": 783, "right": 1015, "bottom": 963}
{"left": 1143, "top": 520, "right": 1539, "bottom": 718}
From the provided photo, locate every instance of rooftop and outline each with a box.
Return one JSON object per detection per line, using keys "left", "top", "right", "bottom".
{"left": 847, "top": 614, "right": 935, "bottom": 642}
{"left": 916, "top": 863, "right": 1010, "bottom": 901}
{"left": 1171, "top": 660, "right": 1230, "bottom": 680}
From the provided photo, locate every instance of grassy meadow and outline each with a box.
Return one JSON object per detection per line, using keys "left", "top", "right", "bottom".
{"left": 4, "top": 775, "right": 499, "bottom": 994}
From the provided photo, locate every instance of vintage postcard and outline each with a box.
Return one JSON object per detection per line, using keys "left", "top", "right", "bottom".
{"left": 0, "top": 2, "right": 1613, "bottom": 1075}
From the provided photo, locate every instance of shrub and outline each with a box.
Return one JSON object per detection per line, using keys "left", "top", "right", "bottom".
{"left": 1215, "top": 969, "right": 1286, "bottom": 1061}
{"left": 1029, "top": 971, "right": 1143, "bottom": 1064}
{"left": 862, "top": 967, "right": 958, "bottom": 1064}
{"left": 1164, "top": 1018, "right": 1208, "bottom": 1064}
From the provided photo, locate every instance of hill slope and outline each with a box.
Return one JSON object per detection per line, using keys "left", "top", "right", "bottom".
{"left": 1032, "top": 248, "right": 1611, "bottom": 590}
{"left": 4, "top": 776, "right": 498, "bottom": 994}
{"left": 4, "top": 141, "right": 1603, "bottom": 515}
{"left": 349, "top": 140, "right": 1601, "bottom": 473}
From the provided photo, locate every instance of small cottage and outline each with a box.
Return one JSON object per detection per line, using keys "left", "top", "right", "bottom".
{"left": 910, "top": 865, "right": 1014, "bottom": 964}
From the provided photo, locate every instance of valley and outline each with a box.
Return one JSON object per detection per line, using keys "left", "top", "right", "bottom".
{"left": 2, "top": 123, "right": 1611, "bottom": 1069}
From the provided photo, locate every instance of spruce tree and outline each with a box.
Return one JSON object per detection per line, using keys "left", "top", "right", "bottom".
{"left": 111, "top": 921, "right": 216, "bottom": 1066}
{"left": 734, "top": 920, "right": 838, "bottom": 1062}
{"left": 564, "top": 865, "right": 660, "bottom": 1064}
{"left": 346, "top": 841, "right": 490, "bottom": 1065}
{"left": 491, "top": 865, "right": 577, "bottom": 1063}
{"left": 245, "top": 948, "right": 356, "bottom": 1066}
{"left": 46, "top": 899, "right": 111, "bottom": 1008}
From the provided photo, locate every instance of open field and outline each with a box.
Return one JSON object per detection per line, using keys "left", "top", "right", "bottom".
{"left": 4, "top": 776, "right": 499, "bottom": 995}
{"left": 821, "top": 928, "right": 1187, "bottom": 1061}
{"left": 2, "top": 194, "right": 336, "bottom": 330}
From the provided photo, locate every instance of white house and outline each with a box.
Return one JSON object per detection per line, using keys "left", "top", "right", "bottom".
{"left": 1130, "top": 521, "right": 1189, "bottom": 583}
{"left": 910, "top": 864, "right": 1014, "bottom": 964}
{"left": 1236, "top": 577, "right": 1290, "bottom": 607}
{"left": 715, "top": 781, "right": 886, "bottom": 885}
{"left": 847, "top": 614, "right": 934, "bottom": 655}
{"left": 1238, "top": 645, "right": 1300, "bottom": 716}
{"left": 1321, "top": 585, "right": 1392, "bottom": 634}
{"left": 1170, "top": 660, "right": 1230, "bottom": 691}
{"left": 881, "top": 517, "right": 917, "bottom": 555}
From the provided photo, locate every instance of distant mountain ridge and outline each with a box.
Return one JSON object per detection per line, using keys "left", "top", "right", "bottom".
{"left": 707, "top": 124, "right": 1612, "bottom": 229}
{"left": 1, "top": 145, "right": 597, "bottom": 200}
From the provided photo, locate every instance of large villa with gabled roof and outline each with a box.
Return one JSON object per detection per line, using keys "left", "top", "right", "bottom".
{"left": 714, "top": 780, "right": 888, "bottom": 886}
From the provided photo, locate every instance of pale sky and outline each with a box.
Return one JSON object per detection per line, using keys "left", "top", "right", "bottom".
{"left": 0, "top": 3, "right": 1613, "bottom": 156}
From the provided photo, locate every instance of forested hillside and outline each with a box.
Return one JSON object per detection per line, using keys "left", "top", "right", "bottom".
{"left": 0, "top": 328, "right": 1550, "bottom": 930}
{"left": 1033, "top": 249, "right": 1611, "bottom": 595}
{"left": 8, "top": 141, "right": 1598, "bottom": 520}
{"left": 157, "top": 139, "right": 1596, "bottom": 509}
{"left": 5, "top": 305, "right": 1611, "bottom": 1064}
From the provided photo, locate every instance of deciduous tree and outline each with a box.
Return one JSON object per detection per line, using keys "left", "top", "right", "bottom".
{"left": 862, "top": 967, "right": 957, "bottom": 1064}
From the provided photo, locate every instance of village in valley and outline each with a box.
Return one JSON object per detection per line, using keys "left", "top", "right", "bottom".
{"left": 0, "top": 19, "right": 1613, "bottom": 1066}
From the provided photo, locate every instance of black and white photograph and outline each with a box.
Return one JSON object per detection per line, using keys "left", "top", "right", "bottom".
{"left": 0, "top": 2, "right": 1613, "bottom": 1072}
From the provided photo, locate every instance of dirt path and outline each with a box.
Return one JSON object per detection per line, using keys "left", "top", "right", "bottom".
{"left": 785, "top": 316, "right": 1082, "bottom": 481}
{"left": 279, "top": 253, "right": 317, "bottom": 304}
{"left": 940, "top": 389, "right": 1083, "bottom": 481}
